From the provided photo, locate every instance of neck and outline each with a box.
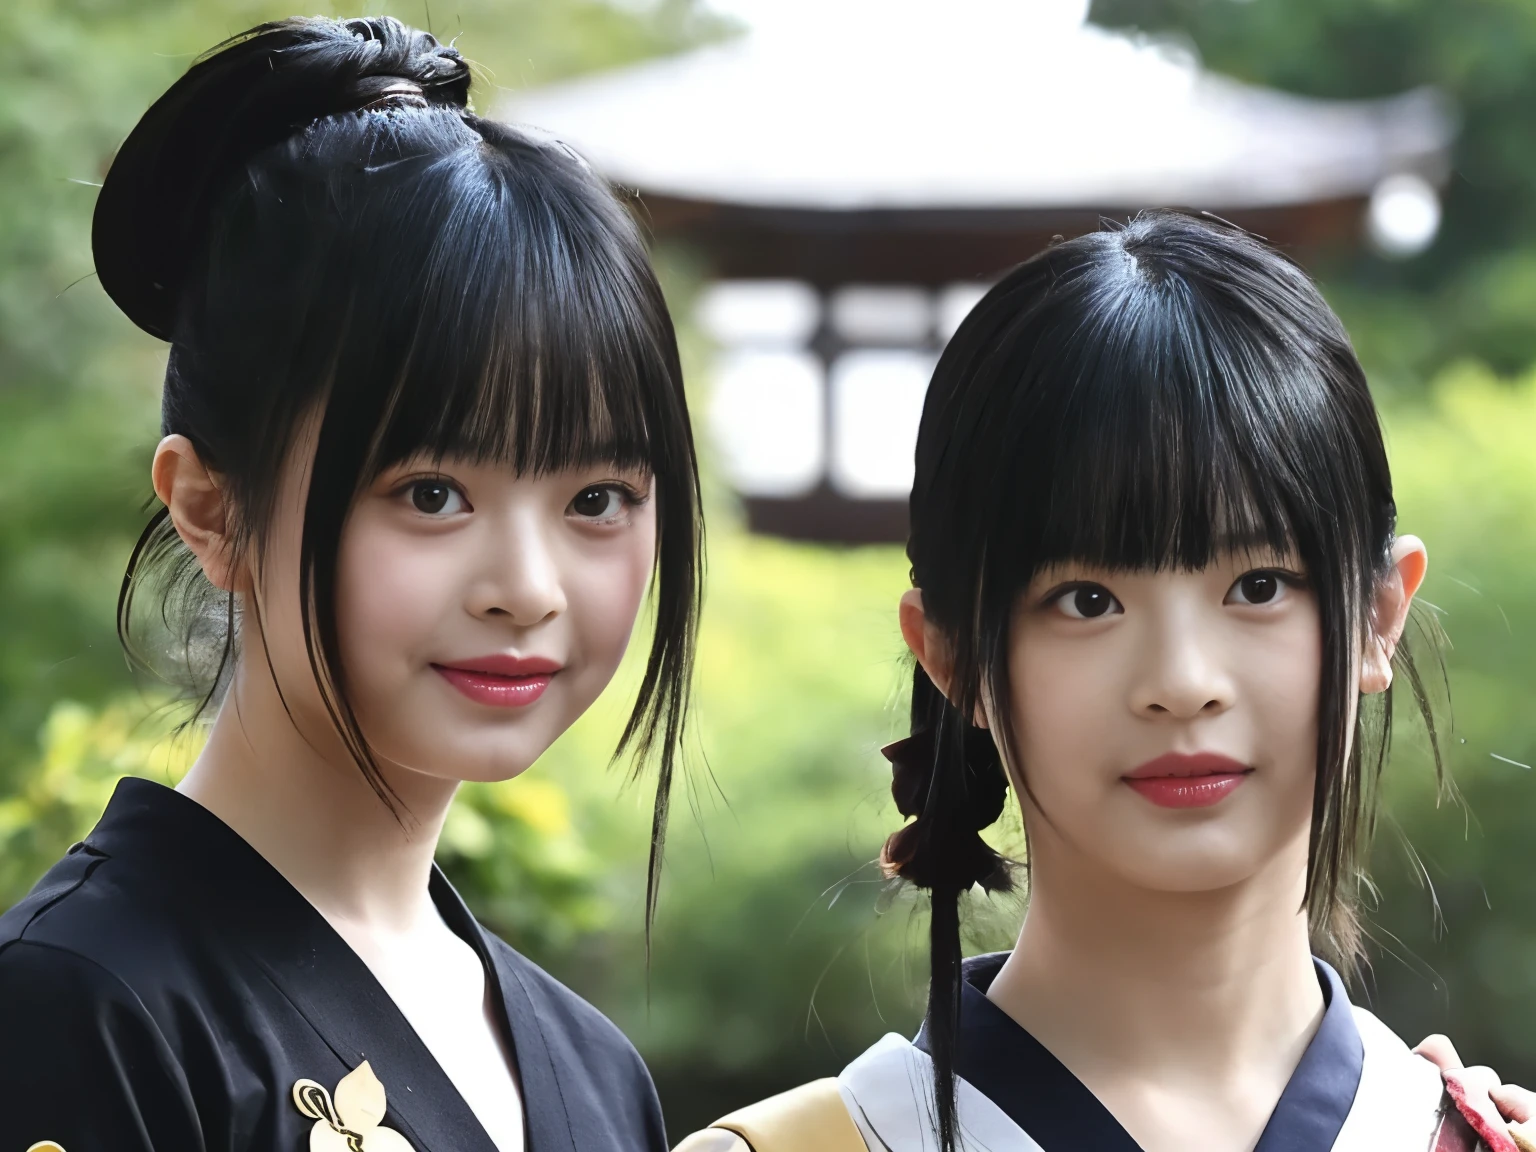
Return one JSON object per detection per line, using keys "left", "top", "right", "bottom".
{"left": 989, "top": 821, "right": 1322, "bottom": 1081}
{"left": 177, "top": 651, "right": 458, "bottom": 937}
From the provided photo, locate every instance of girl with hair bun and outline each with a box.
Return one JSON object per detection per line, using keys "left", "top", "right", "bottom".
{"left": 678, "top": 212, "right": 1536, "bottom": 1152}
{"left": 0, "top": 16, "right": 698, "bottom": 1152}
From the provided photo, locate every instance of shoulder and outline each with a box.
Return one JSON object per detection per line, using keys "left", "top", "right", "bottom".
{"left": 0, "top": 933, "right": 202, "bottom": 1143}
{"left": 0, "top": 841, "right": 199, "bottom": 1011}
{"left": 674, "top": 1078, "right": 866, "bottom": 1152}
{"left": 1332, "top": 1004, "right": 1448, "bottom": 1151}
{"left": 0, "top": 931, "right": 170, "bottom": 1052}
{"left": 1351, "top": 1003, "right": 1443, "bottom": 1097}
{"left": 0, "top": 932, "right": 146, "bottom": 1016}
{"left": 673, "top": 1132, "right": 751, "bottom": 1152}
{"left": 837, "top": 1034, "right": 1042, "bottom": 1151}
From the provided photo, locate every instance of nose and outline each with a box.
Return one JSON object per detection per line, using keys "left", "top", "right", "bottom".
{"left": 1128, "top": 602, "right": 1235, "bottom": 721}
{"left": 466, "top": 505, "right": 567, "bottom": 627}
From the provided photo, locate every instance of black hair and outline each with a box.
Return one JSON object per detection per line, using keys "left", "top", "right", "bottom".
{"left": 881, "top": 211, "right": 1442, "bottom": 1150}
{"left": 99, "top": 16, "right": 702, "bottom": 930}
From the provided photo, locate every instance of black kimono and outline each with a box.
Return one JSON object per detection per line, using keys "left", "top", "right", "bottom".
{"left": 0, "top": 777, "right": 666, "bottom": 1152}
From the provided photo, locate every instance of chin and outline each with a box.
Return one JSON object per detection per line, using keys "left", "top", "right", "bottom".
{"left": 1107, "top": 838, "right": 1268, "bottom": 894}
{"left": 1123, "top": 861, "right": 1262, "bottom": 894}
{"left": 361, "top": 726, "right": 548, "bottom": 786}
{"left": 452, "top": 757, "right": 540, "bottom": 785}
{"left": 417, "top": 739, "right": 546, "bottom": 784}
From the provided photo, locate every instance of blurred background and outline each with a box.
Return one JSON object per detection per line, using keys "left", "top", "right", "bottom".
{"left": 3, "top": 0, "right": 1536, "bottom": 1139}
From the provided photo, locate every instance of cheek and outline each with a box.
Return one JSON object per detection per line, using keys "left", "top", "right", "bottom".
{"left": 1007, "top": 624, "right": 1115, "bottom": 792}
{"left": 1241, "top": 614, "right": 1323, "bottom": 770}
{"left": 565, "top": 532, "right": 655, "bottom": 670}
{"left": 334, "top": 516, "right": 453, "bottom": 669}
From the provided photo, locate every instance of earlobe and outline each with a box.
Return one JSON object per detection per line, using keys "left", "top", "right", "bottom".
{"left": 152, "top": 434, "right": 240, "bottom": 591}
{"left": 1361, "top": 534, "right": 1429, "bottom": 695}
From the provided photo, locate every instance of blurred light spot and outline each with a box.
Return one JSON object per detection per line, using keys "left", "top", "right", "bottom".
{"left": 1367, "top": 173, "right": 1441, "bottom": 258}
{"left": 937, "top": 282, "right": 990, "bottom": 340}
{"left": 709, "top": 350, "right": 825, "bottom": 496}
{"left": 830, "top": 350, "right": 935, "bottom": 498}
{"left": 698, "top": 280, "right": 820, "bottom": 347}
{"left": 830, "top": 285, "right": 933, "bottom": 344}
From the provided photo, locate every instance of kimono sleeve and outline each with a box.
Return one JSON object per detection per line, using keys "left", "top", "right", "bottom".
{"left": 0, "top": 938, "right": 205, "bottom": 1151}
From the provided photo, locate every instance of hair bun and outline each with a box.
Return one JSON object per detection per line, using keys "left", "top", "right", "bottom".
{"left": 93, "top": 16, "right": 471, "bottom": 339}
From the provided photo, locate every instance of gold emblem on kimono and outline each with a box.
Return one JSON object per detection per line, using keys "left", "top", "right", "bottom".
{"left": 292, "top": 1061, "right": 415, "bottom": 1151}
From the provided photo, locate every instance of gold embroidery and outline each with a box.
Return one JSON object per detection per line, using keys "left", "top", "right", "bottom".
{"left": 292, "top": 1061, "right": 415, "bottom": 1151}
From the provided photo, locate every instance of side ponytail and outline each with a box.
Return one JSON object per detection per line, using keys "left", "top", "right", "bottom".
{"left": 880, "top": 665, "right": 1013, "bottom": 1152}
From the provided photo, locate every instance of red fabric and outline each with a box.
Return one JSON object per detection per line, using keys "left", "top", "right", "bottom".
{"left": 1444, "top": 1070, "right": 1518, "bottom": 1152}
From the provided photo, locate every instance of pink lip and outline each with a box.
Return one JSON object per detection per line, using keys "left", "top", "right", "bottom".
{"left": 1122, "top": 752, "right": 1252, "bottom": 809}
{"left": 432, "top": 655, "right": 561, "bottom": 708}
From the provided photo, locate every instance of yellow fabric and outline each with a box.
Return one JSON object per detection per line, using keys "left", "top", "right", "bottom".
{"left": 672, "top": 1079, "right": 866, "bottom": 1152}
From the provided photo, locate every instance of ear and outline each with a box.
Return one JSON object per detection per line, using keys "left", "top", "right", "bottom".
{"left": 152, "top": 435, "right": 241, "bottom": 591}
{"left": 1360, "top": 534, "right": 1428, "bottom": 695}
{"left": 898, "top": 588, "right": 988, "bottom": 729}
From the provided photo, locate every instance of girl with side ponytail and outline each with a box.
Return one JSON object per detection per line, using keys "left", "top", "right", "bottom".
{"left": 679, "top": 212, "right": 1536, "bottom": 1152}
{"left": 0, "top": 16, "right": 699, "bottom": 1152}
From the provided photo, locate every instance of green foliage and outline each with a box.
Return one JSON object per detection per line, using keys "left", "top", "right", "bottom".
{"left": 437, "top": 776, "right": 610, "bottom": 955}
{"left": 1362, "top": 366, "right": 1536, "bottom": 1084}
{"left": 0, "top": 696, "right": 197, "bottom": 904}
{"left": 1089, "top": 0, "right": 1536, "bottom": 383}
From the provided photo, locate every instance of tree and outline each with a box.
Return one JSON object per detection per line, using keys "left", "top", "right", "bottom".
{"left": 1090, "top": 0, "right": 1536, "bottom": 381}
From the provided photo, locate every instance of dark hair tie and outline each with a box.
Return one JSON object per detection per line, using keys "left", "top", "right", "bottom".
{"left": 882, "top": 725, "right": 1007, "bottom": 830}
{"left": 879, "top": 721, "right": 1012, "bottom": 894}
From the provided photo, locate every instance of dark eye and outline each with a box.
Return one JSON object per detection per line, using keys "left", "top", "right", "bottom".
{"left": 409, "top": 480, "right": 465, "bottom": 516}
{"left": 1056, "top": 584, "right": 1121, "bottom": 620}
{"left": 570, "top": 486, "right": 622, "bottom": 519}
{"left": 1227, "top": 571, "right": 1287, "bottom": 606}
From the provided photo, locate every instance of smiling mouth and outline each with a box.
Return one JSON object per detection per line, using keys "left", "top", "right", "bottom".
{"left": 1122, "top": 752, "right": 1253, "bottom": 810}
{"left": 432, "top": 658, "right": 561, "bottom": 708}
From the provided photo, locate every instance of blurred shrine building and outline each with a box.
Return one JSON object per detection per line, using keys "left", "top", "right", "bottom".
{"left": 506, "top": 1, "right": 1452, "bottom": 544}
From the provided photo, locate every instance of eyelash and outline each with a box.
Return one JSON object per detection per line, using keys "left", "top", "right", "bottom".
{"left": 568, "top": 482, "right": 648, "bottom": 525}
{"left": 390, "top": 475, "right": 650, "bottom": 523}
{"left": 1043, "top": 568, "right": 1309, "bottom": 617}
{"left": 1046, "top": 582, "right": 1121, "bottom": 619}
{"left": 1225, "top": 568, "right": 1307, "bottom": 606}
{"left": 395, "top": 475, "right": 469, "bottom": 516}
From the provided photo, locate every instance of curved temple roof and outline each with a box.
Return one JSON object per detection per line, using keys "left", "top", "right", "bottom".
{"left": 502, "top": 0, "right": 1452, "bottom": 213}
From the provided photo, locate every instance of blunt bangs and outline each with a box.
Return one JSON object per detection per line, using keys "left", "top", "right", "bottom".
{"left": 916, "top": 222, "right": 1393, "bottom": 622}
{"left": 283, "top": 110, "right": 673, "bottom": 490}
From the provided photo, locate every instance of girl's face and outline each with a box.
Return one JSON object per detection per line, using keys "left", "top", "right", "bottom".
{"left": 251, "top": 441, "right": 657, "bottom": 787}
{"left": 1000, "top": 551, "right": 1321, "bottom": 892}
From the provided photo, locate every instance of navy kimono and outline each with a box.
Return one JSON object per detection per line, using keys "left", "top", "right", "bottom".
{"left": 833, "top": 953, "right": 1477, "bottom": 1151}
{"left": 0, "top": 777, "right": 666, "bottom": 1152}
